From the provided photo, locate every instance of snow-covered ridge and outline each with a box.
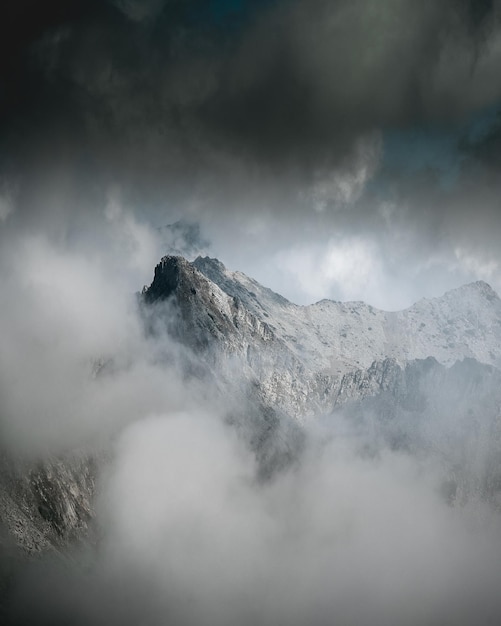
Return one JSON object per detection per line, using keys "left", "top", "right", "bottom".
{"left": 190, "top": 256, "right": 501, "bottom": 371}
{"left": 141, "top": 256, "right": 501, "bottom": 420}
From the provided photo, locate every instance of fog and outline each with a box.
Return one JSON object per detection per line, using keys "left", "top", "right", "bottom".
{"left": 92, "top": 413, "right": 501, "bottom": 626}
{"left": 0, "top": 207, "right": 195, "bottom": 454}
{"left": 9, "top": 411, "right": 501, "bottom": 626}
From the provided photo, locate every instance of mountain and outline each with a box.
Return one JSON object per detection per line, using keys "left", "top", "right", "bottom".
{"left": 140, "top": 255, "right": 501, "bottom": 503}
{"left": 142, "top": 255, "right": 501, "bottom": 420}
{"left": 2, "top": 254, "right": 501, "bottom": 614}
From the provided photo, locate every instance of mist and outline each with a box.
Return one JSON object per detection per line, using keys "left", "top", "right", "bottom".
{"left": 8, "top": 408, "right": 501, "bottom": 626}
{"left": 0, "top": 205, "right": 198, "bottom": 454}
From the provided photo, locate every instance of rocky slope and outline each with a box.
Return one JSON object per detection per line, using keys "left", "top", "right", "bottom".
{"left": 0, "top": 452, "right": 96, "bottom": 554}
{"left": 0, "top": 451, "right": 98, "bottom": 619}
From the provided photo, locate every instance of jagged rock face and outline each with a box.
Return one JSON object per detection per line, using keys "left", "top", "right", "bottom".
{"left": 144, "top": 256, "right": 251, "bottom": 351}
{"left": 0, "top": 453, "right": 97, "bottom": 556}
{"left": 0, "top": 451, "right": 99, "bottom": 614}
{"left": 143, "top": 256, "right": 319, "bottom": 417}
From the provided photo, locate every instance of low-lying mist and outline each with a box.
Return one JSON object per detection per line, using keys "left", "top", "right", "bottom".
{"left": 10, "top": 411, "right": 501, "bottom": 626}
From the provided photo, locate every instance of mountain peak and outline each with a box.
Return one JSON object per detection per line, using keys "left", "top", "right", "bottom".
{"left": 432, "top": 280, "right": 500, "bottom": 308}
{"left": 139, "top": 254, "right": 501, "bottom": 417}
{"left": 193, "top": 255, "right": 227, "bottom": 275}
{"left": 412, "top": 280, "right": 499, "bottom": 310}
{"left": 461, "top": 280, "right": 498, "bottom": 298}
{"left": 143, "top": 255, "right": 196, "bottom": 304}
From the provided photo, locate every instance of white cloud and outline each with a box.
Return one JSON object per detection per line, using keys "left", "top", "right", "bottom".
{"left": 29, "top": 410, "right": 501, "bottom": 626}
{"left": 453, "top": 246, "right": 499, "bottom": 282}
{"left": 275, "top": 237, "right": 384, "bottom": 304}
{"left": 104, "top": 190, "right": 161, "bottom": 281}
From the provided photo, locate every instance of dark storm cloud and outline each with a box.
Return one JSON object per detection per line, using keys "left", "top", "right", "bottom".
{"left": 2, "top": 0, "right": 501, "bottom": 222}
{"left": 462, "top": 108, "right": 501, "bottom": 167}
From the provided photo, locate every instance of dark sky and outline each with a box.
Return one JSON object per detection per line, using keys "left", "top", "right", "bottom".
{"left": 1, "top": 0, "right": 501, "bottom": 307}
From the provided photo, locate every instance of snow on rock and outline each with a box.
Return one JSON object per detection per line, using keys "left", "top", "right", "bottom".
{"left": 192, "top": 257, "right": 501, "bottom": 371}
{"left": 143, "top": 256, "right": 501, "bottom": 420}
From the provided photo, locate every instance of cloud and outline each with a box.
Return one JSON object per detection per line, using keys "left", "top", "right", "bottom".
{"left": 10, "top": 410, "right": 501, "bottom": 625}
{"left": 275, "top": 237, "right": 383, "bottom": 304}
{"left": 112, "top": 0, "right": 167, "bottom": 21}
{"left": 0, "top": 210, "right": 185, "bottom": 454}
{"left": 3, "top": 0, "right": 500, "bottom": 211}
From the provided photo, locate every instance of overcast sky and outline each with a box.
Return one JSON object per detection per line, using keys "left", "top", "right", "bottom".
{"left": 1, "top": 0, "right": 501, "bottom": 308}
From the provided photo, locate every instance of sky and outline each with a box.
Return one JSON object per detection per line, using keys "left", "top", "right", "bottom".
{"left": 1, "top": 0, "right": 501, "bottom": 308}
{"left": 3, "top": 4, "right": 501, "bottom": 624}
